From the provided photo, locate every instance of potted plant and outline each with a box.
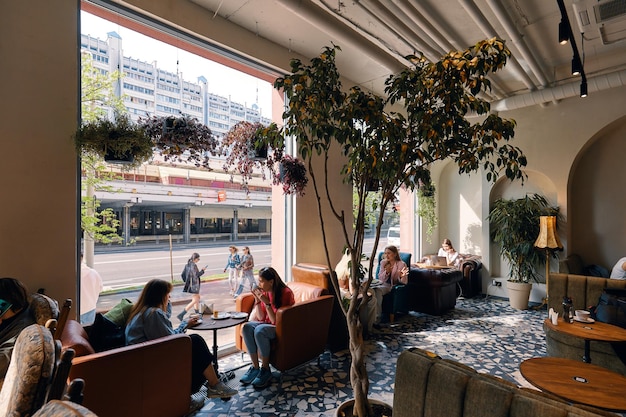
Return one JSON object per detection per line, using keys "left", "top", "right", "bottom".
{"left": 74, "top": 112, "right": 153, "bottom": 166}
{"left": 139, "top": 115, "right": 218, "bottom": 169}
{"left": 258, "top": 40, "right": 527, "bottom": 416}
{"left": 488, "top": 194, "right": 560, "bottom": 309}
{"left": 275, "top": 154, "right": 308, "bottom": 196}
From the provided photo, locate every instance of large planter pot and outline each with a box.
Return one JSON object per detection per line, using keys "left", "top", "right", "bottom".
{"left": 335, "top": 399, "right": 392, "bottom": 417}
{"left": 507, "top": 281, "right": 532, "bottom": 310}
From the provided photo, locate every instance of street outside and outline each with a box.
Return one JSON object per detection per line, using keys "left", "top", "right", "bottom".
{"left": 93, "top": 236, "right": 387, "bottom": 359}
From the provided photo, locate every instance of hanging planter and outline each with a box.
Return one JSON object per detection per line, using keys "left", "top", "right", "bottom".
{"left": 251, "top": 142, "right": 268, "bottom": 160}
{"left": 274, "top": 154, "right": 308, "bottom": 196}
{"left": 140, "top": 115, "right": 218, "bottom": 169}
{"left": 74, "top": 112, "right": 153, "bottom": 167}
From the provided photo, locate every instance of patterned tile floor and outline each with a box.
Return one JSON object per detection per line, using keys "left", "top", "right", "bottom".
{"left": 189, "top": 296, "right": 547, "bottom": 417}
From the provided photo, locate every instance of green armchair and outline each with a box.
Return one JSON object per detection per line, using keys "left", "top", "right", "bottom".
{"left": 376, "top": 251, "right": 412, "bottom": 322}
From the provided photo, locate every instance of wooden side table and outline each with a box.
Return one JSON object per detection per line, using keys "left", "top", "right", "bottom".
{"left": 520, "top": 357, "right": 626, "bottom": 412}
{"left": 543, "top": 317, "right": 626, "bottom": 363}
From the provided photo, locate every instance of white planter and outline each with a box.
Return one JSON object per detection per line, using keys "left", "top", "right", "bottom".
{"left": 506, "top": 281, "right": 532, "bottom": 310}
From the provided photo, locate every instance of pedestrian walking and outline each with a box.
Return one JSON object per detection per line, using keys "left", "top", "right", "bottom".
{"left": 234, "top": 246, "right": 254, "bottom": 298}
{"left": 224, "top": 245, "right": 241, "bottom": 296}
{"left": 178, "top": 252, "right": 206, "bottom": 321}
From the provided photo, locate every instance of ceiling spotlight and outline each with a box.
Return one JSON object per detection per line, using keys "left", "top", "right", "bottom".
{"left": 580, "top": 80, "right": 588, "bottom": 98}
{"left": 558, "top": 20, "right": 569, "bottom": 45}
{"left": 571, "top": 57, "right": 582, "bottom": 76}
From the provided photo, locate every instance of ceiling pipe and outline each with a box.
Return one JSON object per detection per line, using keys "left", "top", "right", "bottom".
{"left": 485, "top": 0, "right": 551, "bottom": 88}
{"left": 458, "top": 0, "right": 540, "bottom": 93}
{"left": 406, "top": 0, "right": 465, "bottom": 51}
{"left": 358, "top": 0, "right": 442, "bottom": 60}
{"left": 391, "top": 0, "right": 456, "bottom": 53}
{"left": 275, "top": 0, "right": 406, "bottom": 73}
{"left": 490, "top": 69, "right": 626, "bottom": 111}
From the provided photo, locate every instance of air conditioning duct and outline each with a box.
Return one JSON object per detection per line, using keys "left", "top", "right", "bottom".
{"left": 573, "top": 0, "right": 626, "bottom": 44}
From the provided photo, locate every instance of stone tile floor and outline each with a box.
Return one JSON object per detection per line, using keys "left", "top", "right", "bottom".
{"left": 188, "top": 296, "right": 550, "bottom": 416}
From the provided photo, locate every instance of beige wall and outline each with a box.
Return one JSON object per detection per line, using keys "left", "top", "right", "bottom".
{"left": 0, "top": 0, "right": 79, "bottom": 306}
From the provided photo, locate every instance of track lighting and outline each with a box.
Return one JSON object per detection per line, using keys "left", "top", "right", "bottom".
{"left": 580, "top": 76, "right": 588, "bottom": 98}
{"left": 571, "top": 56, "right": 582, "bottom": 76}
{"left": 559, "top": 20, "right": 569, "bottom": 44}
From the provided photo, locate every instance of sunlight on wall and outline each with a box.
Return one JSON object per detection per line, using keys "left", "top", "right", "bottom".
{"left": 459, "top": 195, "right": 481, "bottom": 256}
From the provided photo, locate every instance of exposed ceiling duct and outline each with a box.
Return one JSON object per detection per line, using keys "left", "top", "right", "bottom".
{"left": 490, "top": 68, "right": 626, "bottom": 111}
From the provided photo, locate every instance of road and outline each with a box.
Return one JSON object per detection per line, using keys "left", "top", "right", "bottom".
{"left": 93, "top": 236, "right": 387, "bottom": 291}
{"left": 94, "top": 242, "right": 272, "bottom": 291}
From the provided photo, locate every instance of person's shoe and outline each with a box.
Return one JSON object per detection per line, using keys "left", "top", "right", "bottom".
{"left": 251, "top": 367, "right": 272, "bottom": 389}
{"left": 188, "top": 393, "right": 205, "bottom": 413}
{"left": 206, "top": 381, "right": 238, "bottom": 399}
{"left": 239, "top": 365, "right": 260, "bottom": 385}
{"left": 177, "top": 310, "right": 186, "bottom": 321}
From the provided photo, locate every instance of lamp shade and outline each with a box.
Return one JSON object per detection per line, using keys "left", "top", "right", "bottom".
{"left": 534, "top": 215, "right": 563, "bottom": 250}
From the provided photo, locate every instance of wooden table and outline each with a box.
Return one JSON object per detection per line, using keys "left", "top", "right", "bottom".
{"left": 191, "top": 313, "right": 248, "bottom": 370}
{"left": 412, "top": 263, "right": 454, "bottom": 270}
{"left": 544, "top": 317, "right": 626, "bottom": 363}
{"left": 520, "top": 357, "right": 626, "bottom": 412}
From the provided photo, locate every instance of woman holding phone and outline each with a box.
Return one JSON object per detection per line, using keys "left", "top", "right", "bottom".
{"left": 239, "top": 267, "right": 294, "bottom": 388}
{"left": 177, "top": 252, "right": 206, "bottom": 321}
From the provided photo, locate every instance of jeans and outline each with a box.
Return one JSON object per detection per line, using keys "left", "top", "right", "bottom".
{"left": 80, "top": 309, "right": 96, "bottom": 326}
{"left": 234, "top": 271, "right": 256, "bottom": 297}
{"left": 241, "top": 321, "right": 276, "bottom": 358}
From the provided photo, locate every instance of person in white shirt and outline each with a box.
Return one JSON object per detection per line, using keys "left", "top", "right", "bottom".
{"left": 437, "top": 238, "right": 461, "bottom": 267}
{"left": 610, "top": 257, "right": 626, "bottom": 279}
{"left": 80, "top": 252, "right": 103, "bottom": 325}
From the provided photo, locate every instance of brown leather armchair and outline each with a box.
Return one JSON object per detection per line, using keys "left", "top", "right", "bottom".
{"left": 234, "top": 281, "right": 334, "bottom": 373}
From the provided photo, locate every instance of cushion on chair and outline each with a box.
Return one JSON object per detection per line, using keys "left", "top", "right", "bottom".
{"left": 288, "top": 281, "right": 325, "bottom": 303}
{"left": 103, "top": 298, "right": 133, "bottom": 327}
{"left": 0, "top": 324, "right": 55, "bottom": 417}
{"left": 30, "top": 293, "right": 60, "bottom": 326}
{"left": 32, "top": 400, "right": 98, "bottom": 417}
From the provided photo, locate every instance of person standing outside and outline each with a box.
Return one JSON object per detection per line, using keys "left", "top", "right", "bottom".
{"left": 80, "top": 252, "right": 103, "bottom": 325}
{"left": 224, "top": 246, "right": 241, "bottom": 296}
{"left": 178, "top": 252, "right": 205, "bottom": 321}
{"left": 234, "top": 246, "right": 254, "bottom": 298}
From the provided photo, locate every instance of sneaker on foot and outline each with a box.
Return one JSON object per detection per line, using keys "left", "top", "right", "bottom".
{"left": 239, "top": 365, "right": 259, "bottom": 385}
{"left": 177, "top": 310, "right": 186, "bottom": 321}
{"left": 189, "top": 394, "right": 205, "bottom": 413}
{"left": 206, "top": 381, "right": 238, "bottom": 399}
{"left": 251, "top": 367, "right": 272, "bottom": 388}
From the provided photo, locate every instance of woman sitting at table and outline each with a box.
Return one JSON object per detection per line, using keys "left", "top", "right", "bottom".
{"left": 374, "top": 245, "right": 409, "bottom": 324}
{"left": 438, "top": 238, "right": 461, "bottom": 267}
{"left": 239, "top": 267, "right": 295, "bottom": 388}
{"left": 125, "top": 279, "right": 237, "bottom": 400}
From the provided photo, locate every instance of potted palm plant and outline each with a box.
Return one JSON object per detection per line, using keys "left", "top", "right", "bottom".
{"left": 257, "top": 40, "right": 528, "bottom": 416}
{"left": 139, "top": 115, "right": 218, "bottom": 169}
{"left": 488, "top": 194, "right": 560, "bottom": 309}
{"left": 74, "top": 112, "right": 153, "bottom": 166}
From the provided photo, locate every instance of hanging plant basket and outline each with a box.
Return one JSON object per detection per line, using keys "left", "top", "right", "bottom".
{"left": 104, "top": 148, "right": 135, "bottom": 165}
{"left": 251, "top": 142, "right": 268, "bottom": 160}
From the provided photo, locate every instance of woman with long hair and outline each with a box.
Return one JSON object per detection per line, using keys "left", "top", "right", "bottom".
{"left": 239, "top": 267, "right": 295, "bottom": 388}
{"left": 125, "top": 279, "right": 237, "bottom": 402}
{"left": 178, "top": 252, "right": 205, "bottom": 321}
{"left": 438, "top": 238, "right": 460, "bottom": 266}
{"left": 233, "top": 246, "right": 254, "bottom": 298}
{"left": 373, "top": 245, "right": 408, "bottom": 324}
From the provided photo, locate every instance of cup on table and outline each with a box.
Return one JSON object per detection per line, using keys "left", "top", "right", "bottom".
{"left": 575, "top": 310, "right": 591, "bottom": 321}
{"left": 550, "top": 311, "right": 559, "bottom": 325}
{"left": 213, "top": 310, "right": 219, "bottom": 319}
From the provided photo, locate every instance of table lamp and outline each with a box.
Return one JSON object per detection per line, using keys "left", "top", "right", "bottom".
{"left": 534, "top": 215, "right": 563, "bottom": 308}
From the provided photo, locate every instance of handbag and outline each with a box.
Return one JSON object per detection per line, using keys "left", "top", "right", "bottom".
{"left": 591, "top": 288, "right": 626, "bottom": 328}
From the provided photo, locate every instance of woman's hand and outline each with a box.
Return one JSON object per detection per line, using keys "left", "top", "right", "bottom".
{"left": 186, "top": 315, "right": 200, "bottom": 328}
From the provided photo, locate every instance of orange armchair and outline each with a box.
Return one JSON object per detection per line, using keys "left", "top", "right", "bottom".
{"left": 234, "top": 282, "right": 334, "bottom": 373}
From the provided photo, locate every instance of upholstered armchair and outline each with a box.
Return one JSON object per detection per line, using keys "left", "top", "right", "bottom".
{"left": 32, "top": 400, "right": 97, "bottom": 417}
{"left": 376, "top": 251, "right": 412, "bottom": 322}
{"left": 0, "top": 324, "right": 56, "bottom": 417}
{"left": 234, "top": 281, "right": 334, "bottom": 376}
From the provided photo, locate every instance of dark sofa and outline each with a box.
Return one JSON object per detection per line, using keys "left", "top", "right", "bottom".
{"left": 406, "top": 267, "right": 463, "bottom": 315}
{"left": 394, "top": 347, "right": 616, "bottom": 417}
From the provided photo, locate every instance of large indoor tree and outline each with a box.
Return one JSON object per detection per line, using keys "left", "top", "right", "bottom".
{"left": 260, "top": 38, "right": 527, "bottom": 416}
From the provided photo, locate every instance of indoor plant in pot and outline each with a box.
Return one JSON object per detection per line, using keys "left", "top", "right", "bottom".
{"left": 74, "top": 112, "right": 154, "bottom": 166}
{"left": 139, "top": 115, "right": 218, "bottom": 169}
{"left": 258, "top": 40, "right": 527, "bottom": 416}
{"left": 488, "top": 193, "right": 560, "bottom": 309}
